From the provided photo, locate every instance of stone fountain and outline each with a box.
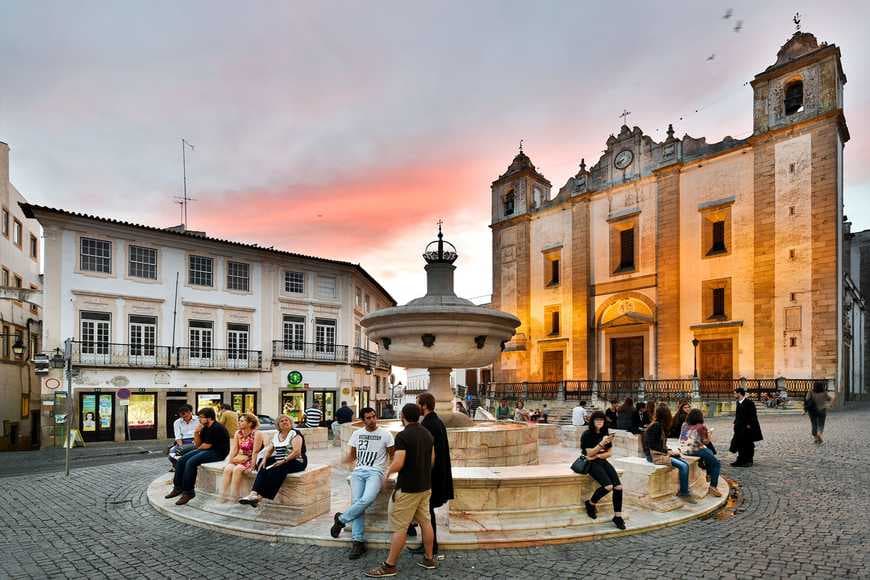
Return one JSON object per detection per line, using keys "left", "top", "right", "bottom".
{"left": 361, "top": 226, "right": 520, "bottom": 427}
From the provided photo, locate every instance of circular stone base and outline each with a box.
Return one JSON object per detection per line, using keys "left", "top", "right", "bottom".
{"left": 147, "top": 446, "right": 728, "bottom": 550}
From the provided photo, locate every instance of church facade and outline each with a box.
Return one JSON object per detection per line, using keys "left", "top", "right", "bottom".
{"left": 489, "top": 31, "right": 859, "bottom": 397}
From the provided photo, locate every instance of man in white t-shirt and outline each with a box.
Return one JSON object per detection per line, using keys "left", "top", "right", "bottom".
{"left": 330, "top": 406, "right": 394, "bottom": 560}
{"left": 571, "top": 401, "right": 589, "bottom": 427}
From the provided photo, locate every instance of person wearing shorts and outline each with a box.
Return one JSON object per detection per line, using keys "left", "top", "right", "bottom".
{"left": 365, "top": 403, "right": 435, "bottom": 577}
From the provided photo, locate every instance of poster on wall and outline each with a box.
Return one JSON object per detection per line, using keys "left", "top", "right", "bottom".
{"left": 99, "top": 395, "right": 113, "bottom": 429}
{"left": 82, "top": 395, "right": 97, "bottom": 432}
{"left": 128, "top": 394, "right": 155, "bottom": 427}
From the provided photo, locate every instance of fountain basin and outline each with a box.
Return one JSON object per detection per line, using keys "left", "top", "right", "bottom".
{"left": 339, "top": 419, "right": 538, "bottom": 467}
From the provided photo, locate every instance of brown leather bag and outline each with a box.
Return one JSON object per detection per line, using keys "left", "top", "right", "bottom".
{"left": 230, "top": 454, "right": 250, "bottom": 465}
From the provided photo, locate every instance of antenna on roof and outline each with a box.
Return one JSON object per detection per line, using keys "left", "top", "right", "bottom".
{"left": 174, "top": 139, "right": 197, "bottom": 229}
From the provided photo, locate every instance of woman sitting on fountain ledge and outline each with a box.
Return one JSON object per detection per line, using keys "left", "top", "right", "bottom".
{"left": 239, "top": 414, "right": 307, "bottom": 507}
{"left": 581, "top": 411, "right": 626, "bottom": 530}
{"left": 644, "top": 405, "right": 696, "bottom": 504}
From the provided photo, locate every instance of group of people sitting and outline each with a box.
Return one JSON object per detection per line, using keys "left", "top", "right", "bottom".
{"left": 572, "top": 397, "right": 724, "bottom": 529}
{"left": 494, "top": 399, "right": 548, "bottom": 423}
{"left": 164, "top": 406, "right": 310, "bottom": 508}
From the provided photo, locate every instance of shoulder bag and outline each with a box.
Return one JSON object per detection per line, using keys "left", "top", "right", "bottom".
{"left": 570, "top": 455, "right": 589, "bottom": 475}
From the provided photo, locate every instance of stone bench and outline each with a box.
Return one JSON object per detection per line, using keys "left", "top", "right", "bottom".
{"left": 559, "top": 424, "right": 584, "bottom": 447}
{"left": 194, "top": 461, "right": 331, "bottom": 525}
{"left": 611, "top": 455, "right": 709, "bottom": 512}
{"left": 447, "top": 464, "right": 618, "bottom": 532}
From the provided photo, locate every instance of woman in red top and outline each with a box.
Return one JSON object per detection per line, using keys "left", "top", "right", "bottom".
{"left": 220, "top": 413, "right": 262, "bottom": 499}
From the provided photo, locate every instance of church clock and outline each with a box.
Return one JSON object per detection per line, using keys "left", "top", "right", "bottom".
{"left": 614, "top": 149, "right": 634, "bottom": 170}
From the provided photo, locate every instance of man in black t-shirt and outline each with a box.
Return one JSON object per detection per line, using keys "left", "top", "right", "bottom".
{"left": 165, "top": 407, "right": 230, "bottom": 506}
{"left": 364, "top": 404, "right": 436, "bottom": 577}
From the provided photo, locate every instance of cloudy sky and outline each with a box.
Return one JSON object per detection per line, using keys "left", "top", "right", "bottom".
{"left": 2, "top": 1, "right": 868, "bottom": 304}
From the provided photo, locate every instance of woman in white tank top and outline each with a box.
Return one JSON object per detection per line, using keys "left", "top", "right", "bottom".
{"left": 239, "top": 414, "right": 307, "bottom": 506}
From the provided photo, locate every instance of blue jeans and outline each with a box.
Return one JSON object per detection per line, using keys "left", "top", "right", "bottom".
{"left": 173, "top": 449, "right": 223, "bottom": 493}
{"left": 670, "top": 457, "right": 691, "bottom": 495}
{"left": 339, "top": 467, "right": 383, "bottom": 541}
{"left": 688, "top": 447, "right": 720, "bottom": 487}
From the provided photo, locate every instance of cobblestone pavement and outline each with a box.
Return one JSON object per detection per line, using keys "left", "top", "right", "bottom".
{"left": 1, "top": 407, "right": 868, "bottom": 580}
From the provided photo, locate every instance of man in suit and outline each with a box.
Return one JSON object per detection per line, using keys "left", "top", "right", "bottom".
{"left": 730, "top": 387, "right": 763, "bottom": 467}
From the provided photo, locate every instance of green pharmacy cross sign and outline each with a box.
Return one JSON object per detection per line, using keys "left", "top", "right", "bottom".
{"left": 287, "top": 371, "right": 304, "bottom": 387}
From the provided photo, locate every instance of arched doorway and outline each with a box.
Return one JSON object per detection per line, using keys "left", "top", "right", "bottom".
{"left": 595, "top": 294, "right": 656, "bottom": 380}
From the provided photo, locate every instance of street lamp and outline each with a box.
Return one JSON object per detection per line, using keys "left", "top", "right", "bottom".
{"left": 691, "top": 338, "right": 700, "bottom": 378}
{"left": 11, "top": 336, "right": 25, "bottom": 358}
{"left": 365, "top": 366, "right": 373, "bottom": 376}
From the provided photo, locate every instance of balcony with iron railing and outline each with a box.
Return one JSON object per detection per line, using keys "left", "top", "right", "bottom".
{"left": 272, "top": 340, "right": 349, "bottom": 364}
{"left": 176, "top": 347, "right": 264, "bottom": 370}
{"left": 70, "top": 340, "right": 172, "bottom": 368}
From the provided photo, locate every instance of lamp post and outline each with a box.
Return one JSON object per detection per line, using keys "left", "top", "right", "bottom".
{"left": 692, "top": 338, "right": 700, "bottom": 378}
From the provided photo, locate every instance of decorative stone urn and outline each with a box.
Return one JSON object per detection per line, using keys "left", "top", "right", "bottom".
{"left": 361, "top": 227, "right": 520, "bottom": 427}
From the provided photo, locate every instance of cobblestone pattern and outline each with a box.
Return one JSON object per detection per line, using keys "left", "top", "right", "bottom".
{"left": 1, "top": 409, "right": 869, "bottom": 579}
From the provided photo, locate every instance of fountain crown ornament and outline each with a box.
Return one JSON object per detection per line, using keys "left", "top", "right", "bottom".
{"left": 423, "top": 221, "right": 458, "bottom": 265}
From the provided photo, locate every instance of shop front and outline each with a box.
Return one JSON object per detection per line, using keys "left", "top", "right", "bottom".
{"left": 196, "top": 392, "right": 224, "bottom": 413}
{"left": 231, "top": 391, "right": 258, "bottom": 415}
{"left": 79, "top": 391, "right": 115, "bottom": 442}
{"left": 353, "top": 388, "right": 371, "bottom": 415}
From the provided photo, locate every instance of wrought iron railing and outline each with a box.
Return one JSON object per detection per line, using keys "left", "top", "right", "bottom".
{"left": 563, "top": 380, "right": 595, "bottom": 401}
{"left": 644, "top": 379, "right": 695, "bottom": 401}
{"left": 272, "top": 340, "right": 349, "bottom": 363}
{"left": 596, "top": 380, "right": 641, "bottom": 402}
{"left": 176, "top": 347, "right": 263, "bottom": 370}
{"left": 352, "top": 347, "right": 379, "bottom": 367}
{"left": 70, "top": 341, "right": 172, "bottom": 367}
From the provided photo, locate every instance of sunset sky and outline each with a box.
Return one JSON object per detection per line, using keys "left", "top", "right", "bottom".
{"left": 2, "top": 1, "right": 868, "bottom": 304}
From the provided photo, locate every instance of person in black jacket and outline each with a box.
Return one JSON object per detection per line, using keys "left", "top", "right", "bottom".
{"left": 730, "top": 388, "right": 763, "bottom": 467}
{"left": 406, "top": 392, "right": 454, "bottom": 557}
{"left": 669, "top": 399, "right": 691, "bottom": 438}
{"left": 616, "top": 397, "right": 640, "bottom": 434}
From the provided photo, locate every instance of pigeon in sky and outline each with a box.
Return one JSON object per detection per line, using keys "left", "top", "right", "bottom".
{"left": 707, "top": 54, "right": 716, "bottom": 62}
{"left": 734, "top": 20, "right": 743, "bottom": 32}
{"left": 723, "top": 8, "right": 733, "bottom": 19}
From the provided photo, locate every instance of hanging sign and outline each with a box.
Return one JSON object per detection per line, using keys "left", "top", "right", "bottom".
{"left": 287, "top": 371, "right": 303, "bottom": 386}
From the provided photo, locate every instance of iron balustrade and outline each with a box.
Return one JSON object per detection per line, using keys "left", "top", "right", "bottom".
{"left": 352, "top": 347, "right": 379, "bottom": 367}
{"left": 272, "top": 340, "right": 349, "bottom": 363}
{"left": 644, "top": 379, "right": 695, "bottom": 401}
{"left": 563, "top": 380, "right": 595, "bottom": 401}
{"left": 70, "top": 340, "right": 172, "bottom": 367}
{"left": 176, "top": 347, "right": 263, "bottom": 370}
{"left": 596, "top": 380, "right": 641, "bottom": 402}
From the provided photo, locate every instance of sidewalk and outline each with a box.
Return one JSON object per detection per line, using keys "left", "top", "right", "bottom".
{"left": 0, "top": 438, "right": 171, "bottom": 477}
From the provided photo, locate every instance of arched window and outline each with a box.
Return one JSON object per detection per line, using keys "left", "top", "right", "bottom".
{"left": 504, "top": 190, "right": 515, "bottom": 216}
{"left": 784, "top": 80, "right": 804, "bottom": 116}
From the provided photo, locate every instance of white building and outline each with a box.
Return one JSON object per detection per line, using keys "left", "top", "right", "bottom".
{"left": 0, "top": 142, "right": 42, "bottom": 450}
{"left": 22, "top": 204, "right": 394, "bottom": 444}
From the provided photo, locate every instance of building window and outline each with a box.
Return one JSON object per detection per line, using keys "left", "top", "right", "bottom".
{"left": 188, "top": 320, "right": 213, "bottom": 359}
{"left": 1, "top": 325, "right": 9, "bottom": 358}
{"left": 226, "top": 261, "right": 250, "bottom": 292}
{"left": 1, "top": 208, "right": 8, "bottom": 238}
{"left": 1, "top": 268, "right": 8, "bottom": 287}
{"left": 504, "top": 190, "right": 515, "bottom": 216}
{"left": 227, "top": 323, "right": 250, "bottom": 359}
{"left": 364, "top": 294, "right": 371, "bottom": 313}
{"left": 29, "top": 234, "right": 38, "bottom": 259}
{"left": 12, "top": 219, "right": 22, "bottom": 248}
{"left": 13, "top": 275, "right": 22, "bottom": 288}
{"left": 80, "top": 311, "right": 111, "bottom": 355}
{"left": 702, "top": 278, "right": 731, "bottom": 321}
{"left": 709, "top": 221, "right": 726, "bottom": 254}
{"left": 355, "top": 287, "right": 363, "bottom": 309}
{"left": 618, "top": 228, "right": 635, "bottom": 271}
{"left": 128, "top": 245, "right": 158, "bottom": 279}
{"left": 712, "top": 288, "right": 725, "bottom": 318}
{"left": 282, "top": 315, "right": 305, "bottom": 349}
{"left": 318, "top": 276, "right": 337, "bottom": 299}
{"left": 315, "top": 318, "right": 337, "bottom": 353}
{"left": 188, "top": 255, "right": 214, "bottom": 287}
{"left": 355, "top": 324, "right": 362, "bottom": 348}
{"left": 129, "top": 315, "right": 157, "bottom": 357}
{"left": 80, "top": 237, "right": 113, "bottom": 273}
{"left": 284, "top": 271, "right": 304, "bottom": 294}
{"left": 533, "top": 187, "right": 543, "bottom": 208}
{"left": 550, "top": 310, "right": 560, "bottom": 336}
{"left": 789, "top": 336, "right": 798, "bottom": 347}
{"left": 784, "top": 80, "right": 804, "bottom": 116}
{"left": 30, "top": 284, "right": 39, "bottom": 314}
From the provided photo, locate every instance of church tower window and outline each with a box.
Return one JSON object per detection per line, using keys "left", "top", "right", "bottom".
{"left": 504, "top": 190, "right": 515, "bottom": 216}
{"left": 784, "top": 80, "right": 804, "bottom": 115}
{"left": 618, "top": 228, "right": 635, "bottom": 271}
{"left": 709, "top": 220, "right": 727, "bottom": 254}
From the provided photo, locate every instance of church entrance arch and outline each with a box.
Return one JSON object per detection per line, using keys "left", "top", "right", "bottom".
{"left": 595, "top": 293, "right": 656, "bottom": 380}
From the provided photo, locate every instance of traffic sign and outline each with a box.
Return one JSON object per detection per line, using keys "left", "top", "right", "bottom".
{"left": 117, "top": 388, "right": 131, "bottom": 400}
{"left": 45, "top": 378, "right": 61, "bottom": 390}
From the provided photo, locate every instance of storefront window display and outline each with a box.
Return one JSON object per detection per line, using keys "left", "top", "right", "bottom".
{"left": 280, "top": 391, "right": 305, "bottom": 424}
{"left": 196, "top": 393, "right": 223, "bottom": 413}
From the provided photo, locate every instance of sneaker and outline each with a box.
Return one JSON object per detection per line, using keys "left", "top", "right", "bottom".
{"left": 612, "top": 516, "right": 626, "bottom": 530}
{"left": 584, "top": 500, "right": 598, "bottom": 519}
{"left": 164, "top": 488, "right": 183, "bottom": 499}
{"left": 175, "top": 493, "right": 194, "bottom": 506}
{"left": 349, "top": 541, "right": 367, "bottom": 560}
{"left": 330, "top": 512, "right": 345, "bottom": 538}
{"left": 365, "top": 562, "right": 398, "bottom": 577}
{"left": 417, "top": 558, "right": 437, "bottom": 570}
